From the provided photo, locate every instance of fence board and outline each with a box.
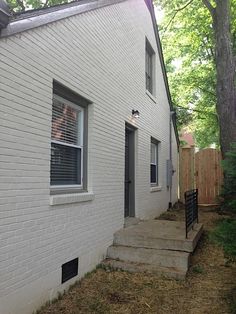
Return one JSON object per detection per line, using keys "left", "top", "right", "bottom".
{"left": 180, "top": 147, "right": 223, "bottom": 205}
{"left": 195, "top": 148, "right": 223, "bottom": 204}
{"left": 179, "top": 147, "right": 195, "bottom": 202}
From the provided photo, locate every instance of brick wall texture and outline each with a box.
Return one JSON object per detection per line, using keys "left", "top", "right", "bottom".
{"left": 0, "top": 1, "right": 178, "bottom": 313}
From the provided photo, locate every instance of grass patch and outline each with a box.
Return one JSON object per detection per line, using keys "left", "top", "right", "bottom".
{"left": 192, "top": 265, "right": 205, "bottom": 274}
{"left": 229, "top": 288, "right": 236, "bottom": 314}
{"left": 210, "top": 218, "right": 236, "bottom": 261}
{"left": 76, "top": 295, "right": 111, "bottom": 314}
{"left": 155, "top": 212, "right": 177, "bottom": 221}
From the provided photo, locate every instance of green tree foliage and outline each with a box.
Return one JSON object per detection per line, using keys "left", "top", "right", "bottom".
{"left": 211, "top": 218, "right": 236, "bottom": 260}
{"left": 6, "top": 0, "right": 68, "bottom": 12}
{"left": 222, "top": 143, "right": 236, "bottom": 212}
{"left": 155, "top": 0, "right": 236, "bottom": 148}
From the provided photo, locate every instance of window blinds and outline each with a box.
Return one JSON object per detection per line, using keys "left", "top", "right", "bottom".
{"left": 50, "top": 96, "right": 83, "bottom": 186}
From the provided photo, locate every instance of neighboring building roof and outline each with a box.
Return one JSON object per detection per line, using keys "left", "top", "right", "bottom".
{"left": 180, "top": 131, "right": 195, "bottom": 147}
{"left": 0, "top": 0, "right": 179, "bottom": 146}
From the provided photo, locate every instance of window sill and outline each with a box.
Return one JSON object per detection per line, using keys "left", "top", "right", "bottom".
{"left": 146, "top": 90, "right": 157, "bottom": 103}
{"left": 150, "top": 186, "right": 162, "bottom": 193}
{"left": 50, "top": 192, "right": 95, "bottom": 206}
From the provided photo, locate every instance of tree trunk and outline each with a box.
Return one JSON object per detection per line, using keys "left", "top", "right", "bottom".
{"left": 213, "top": 0, "right": 236, "bottom": 158}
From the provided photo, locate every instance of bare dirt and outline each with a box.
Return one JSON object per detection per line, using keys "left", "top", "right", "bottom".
{"left": 37, "top": 207, "right": 236, "bottom": 314}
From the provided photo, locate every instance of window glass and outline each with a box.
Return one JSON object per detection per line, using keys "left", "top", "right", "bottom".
{"left": 150, "top": 140, "right": 158, "bottom": 185}
{"left": 151, "top": 143, "right": 156, "bottom": 164}
{"left": 51, "top": 98, "right": 83, "bottom": 146}
{"left": 51, "top": 96, "right": 83, "bottom": 186}
{"left": 145, "top": 39, "right": 155, "bottom": 95}
{"left": 151, "top": 164, "right": 157, "bottom": 184}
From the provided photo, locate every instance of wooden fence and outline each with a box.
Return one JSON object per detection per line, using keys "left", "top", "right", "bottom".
{"left": 180, "top": 147, "right": 223, "bottom": 205}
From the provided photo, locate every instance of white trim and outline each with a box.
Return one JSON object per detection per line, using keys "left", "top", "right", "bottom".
{"left": 51, "top": 140, "right": 82, "bottom": 150}
{"left": 150, "top": 186, "right": 162, "bottom": 192}
{"left": 50, "top": 192, "right": 95, "bottom": 206}
{"left": 146, "top": 90, "right": 157, "bottom": 103}
{"left": 50, "top": 184, "right": 83, "bottom": 190}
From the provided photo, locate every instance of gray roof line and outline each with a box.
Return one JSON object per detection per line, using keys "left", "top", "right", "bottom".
{"left": 0, "top": 0, "right": 126, "bottom": 38}
{"left": 11, "top": 0, "right": 93, "bottom": 21}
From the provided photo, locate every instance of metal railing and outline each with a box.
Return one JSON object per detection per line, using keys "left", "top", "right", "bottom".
{"left": 184, "top": 189, "right": 198, "bottom": 238}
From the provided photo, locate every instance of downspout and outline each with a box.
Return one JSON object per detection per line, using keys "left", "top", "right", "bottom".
{"left": 168, "top": 111, "right": 175, "bottom": 209}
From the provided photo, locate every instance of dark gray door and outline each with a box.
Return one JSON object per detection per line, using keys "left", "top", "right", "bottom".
{"left": 124, "top": 126, "right": 135, "bottom": 217}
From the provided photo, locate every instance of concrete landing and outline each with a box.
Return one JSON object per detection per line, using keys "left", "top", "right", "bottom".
{"left": 114, "top": 220, "right": 203, "bottom": 253}
{"left": 105, "top": 219, "right": 203, "bottom": 279}
{"left": 124, "top": 217, "right": 141, "bottom": 228}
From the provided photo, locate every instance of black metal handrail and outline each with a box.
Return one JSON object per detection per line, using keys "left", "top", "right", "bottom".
{"left": 184, "top": 189, "right": 198, "bottom": 238}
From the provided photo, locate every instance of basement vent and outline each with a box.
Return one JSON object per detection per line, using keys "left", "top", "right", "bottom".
{"left": 61, "top": 258, "right": 78, "bottom": 284}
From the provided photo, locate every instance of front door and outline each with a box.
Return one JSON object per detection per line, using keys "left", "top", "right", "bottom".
{"left": 124, "top": 125, "right": 135, "bottom": 217}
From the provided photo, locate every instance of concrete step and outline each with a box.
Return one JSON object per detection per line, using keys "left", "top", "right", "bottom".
{"left": 107, "top": 245, "right": 190, "bottom": 271}
{"left": 114, "top": 221, "right": 203, "bottom": 253}
{"left": 124, "top": 217, "right": 141, "bottom": 228}
{"left": 102, "top": 259, "right": 187, "bottom": 280}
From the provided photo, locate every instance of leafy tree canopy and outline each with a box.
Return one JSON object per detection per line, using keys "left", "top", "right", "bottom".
{"left": 155, "top": 0, "right": 236, "bottom": 148}
{"left": 6, "top": 0, "right": 68, "bottom": 12}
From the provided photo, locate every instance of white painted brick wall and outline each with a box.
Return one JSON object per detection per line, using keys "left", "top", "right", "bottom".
{"left": 0, "top": 1, "right": 178, "bottom": 313}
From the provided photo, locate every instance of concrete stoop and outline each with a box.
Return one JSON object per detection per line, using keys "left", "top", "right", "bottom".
{"left": 103, "top": 259, "right": 187, "bottom": 280}
{"left": 124, "top": 217, "right": 141, "bottom": 228}
{"left": 104, "top": 219, "right": 203, "bottom": 279}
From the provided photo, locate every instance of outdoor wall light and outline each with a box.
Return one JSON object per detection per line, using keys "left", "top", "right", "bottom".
{"left": 132, "top": 109, "right": 140, "bottom": 118}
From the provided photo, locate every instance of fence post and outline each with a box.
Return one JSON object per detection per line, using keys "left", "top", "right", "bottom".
{"left": 179, "top": 147, "right": 195, "bottom": 203}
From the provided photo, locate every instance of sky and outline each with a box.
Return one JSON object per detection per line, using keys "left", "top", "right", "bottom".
{"left": 154, "top": 4, "right": 165, "bottom": 24}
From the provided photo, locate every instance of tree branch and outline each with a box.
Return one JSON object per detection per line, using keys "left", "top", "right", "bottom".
{"left": 202, "top": 0, "right": 215, "bottom": 18}
{"left": 43, "top": 0, "right": 50, "bottom": 8}
{"left": 176, "top": 104, "right": 217, "bottom": 116}
{"left": 162, "top": 0, "right": 195, "bottom": 34}
{"left": 209, "top": 46, "right": 215, "bottom": 60}
{"left": 16, "top": 0, "right": 25, "bottom": 11}
{"left": 204, "top": 34, "right": 215, "bottom": 60}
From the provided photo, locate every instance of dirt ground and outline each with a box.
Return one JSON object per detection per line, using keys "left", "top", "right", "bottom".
{"left": 37, "top": 207, "right": 236, "bottom": 314}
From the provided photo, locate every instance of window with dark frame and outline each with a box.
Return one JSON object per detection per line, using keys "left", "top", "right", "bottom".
{"left": 145, "top": 39, "right": 155, "bottom": 95}
{"left": 50, "top": 95, "right": 84, "bottom": 186}
{"left": 150, "top": 140, "right": 159, "bottom": 185}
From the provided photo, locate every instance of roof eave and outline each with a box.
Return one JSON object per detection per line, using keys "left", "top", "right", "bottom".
{"left": 0, "top": 0, "right": 125, "bottom": 38}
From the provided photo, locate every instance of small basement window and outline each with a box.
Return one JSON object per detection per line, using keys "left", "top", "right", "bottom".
{"left": 61, "top": 258, "right": 79, "bottom": 283}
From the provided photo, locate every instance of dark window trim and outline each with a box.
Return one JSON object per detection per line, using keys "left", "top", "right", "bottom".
{"left": 53, "top": 80, "right": 92, "bottom": 107}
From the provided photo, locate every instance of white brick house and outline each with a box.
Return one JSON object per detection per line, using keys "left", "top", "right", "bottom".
{"left": 0, "top": 0, "right": 179, "bottom": 313}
